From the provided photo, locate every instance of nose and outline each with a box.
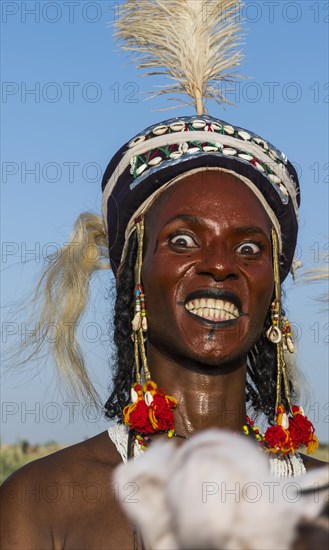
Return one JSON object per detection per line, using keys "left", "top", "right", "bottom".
{"left": 194, "top": 243, "right": 239, "bottom": 281}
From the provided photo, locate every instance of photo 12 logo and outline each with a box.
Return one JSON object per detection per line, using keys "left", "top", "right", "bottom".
{"left": 1, "top": 2, "right": 141, "bottom": 24}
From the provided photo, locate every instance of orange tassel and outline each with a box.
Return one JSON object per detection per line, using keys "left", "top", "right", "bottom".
{"left": 307, "top": 434, "right": 319, "bottom": 454}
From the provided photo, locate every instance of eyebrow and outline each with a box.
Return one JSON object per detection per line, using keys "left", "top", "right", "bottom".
{"left": 162, "top": 216, "right": 269, "bottom": 239}
{"left": 231, "top": 226, "right": 270, "bottom": 238}
{"left": 162, "top": 214, "right": 208, "bottom": 229}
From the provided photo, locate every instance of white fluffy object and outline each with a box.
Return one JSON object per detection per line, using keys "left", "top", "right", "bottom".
{"left": 114, "top": 430, "right": 328, "bottom": 550}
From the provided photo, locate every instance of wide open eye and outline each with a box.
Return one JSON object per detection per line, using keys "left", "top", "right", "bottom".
{"left": 169, "top": 233, "right": 198, "bottom": 248}
{"left": 236, "top": 242, "right": 262, "bottom": 256}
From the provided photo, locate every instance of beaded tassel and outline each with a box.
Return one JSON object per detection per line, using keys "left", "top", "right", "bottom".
{"left": 123, "top": 215, "right": 177, "bottom": 434}
{"left": 263, "top": 229, "right": 318, "bottom": 456}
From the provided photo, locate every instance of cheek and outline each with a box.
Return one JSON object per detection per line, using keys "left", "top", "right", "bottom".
{"left": 247, "top": 262, "right": 274, "bottom": 319}
{"left": 143, "top": 248, "right": 189, "bottom": 290}
{"left": 142, "top": 253, "right": 175, "bottom": 304}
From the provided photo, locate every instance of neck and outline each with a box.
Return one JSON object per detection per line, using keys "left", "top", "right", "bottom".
{"left": 147, "top": 345, "right": 247, "bottom": 436}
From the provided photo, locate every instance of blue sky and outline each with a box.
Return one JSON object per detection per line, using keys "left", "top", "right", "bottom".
{"left": 1, "top": 0, "right": 328, "bottom": 444}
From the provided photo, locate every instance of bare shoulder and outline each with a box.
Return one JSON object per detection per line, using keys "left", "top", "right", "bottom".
{"left": 1, "top": 431, "right": 120, "bottom": 495}
{"left": 1, "top": 431, "right": 135, "bottom": 549}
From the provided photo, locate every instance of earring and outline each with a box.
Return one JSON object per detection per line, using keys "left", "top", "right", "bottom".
{"left": 266, "top": 300, "right": 282, "bottom": 344}
{"left": 263, "top": 229, "right": 318, "bottom": 456}
{"left": 267, "top": 300, "right": 294, "bottom": 353}
{"left": 123, "top": 216, "right": 177, "bottom": 436}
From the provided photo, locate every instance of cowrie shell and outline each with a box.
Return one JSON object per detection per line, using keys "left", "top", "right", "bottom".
{"left": 192, "top": 119, "right": 207, "bottom": 129}
{"left": 266, "top": 325, "right": 282, "bottom": 344}
{"left": 253, "top": 137, "right": 269, "bottom": 150}
{"left": 269, "top": 149, "right": 278, "bottom": 161}
{"left": 132, "top": 312, "right": 141, "bottom": 331}
{"left": 282, "top": 413, "right": 289, "bottom": 430}
{"left": 222, "top": 147, "right": 237, "bottom": 156}
{"left": 144, "top": 391, "right": 153, "bottom": 406}
{"left": 254, "top": 161, "right": 265, "bottom": 172}
{"left": 238, "top": 130, "right": 251, "bottom": 141}
{"left": 268, "top": 173, "right": 282, "bottom": 185}
{"left": 148, "top": 156, "right": 162, "bottom": 166}
{"left": 211, "top": 122, "right": 222, "bottom": 132}
{"left": 223, "top": 124, "right": 235, "bottom": 135}
{"left": 152, "top": 125, "right": 168, "bottom": 136}
{"left": 136, "top": 163, "right": 148, "bottom": 176}
{"left": 286, "top": 336, "right": 295, "bottom": 353}
{"left": 170, "top": 151, "right": 183, "bottom": 159}
{"left": 279, "top": 184, "right": 289, "bottom": 196}
{"left": 238, "top": 153, "right": 254, "bottom": 161}
{"left": 131, "top": 388, "right": 138, "bottom": 403}
{"left": 170, "top": 121, "right": 185, "bottom": 132}
{"left": 130, "top": 157, "right": 137, "bottom": 174}
{"left": 129, "top": 135, "right": 145, "bottom": 148}
{"left": 203, "top": 145, "right": 218, "bottom": 152}
{"left": 179, "top": 142, "right": 189, "bottom": 153}
{"left": 187, "top": 147, "right": 200, "bottom": 154}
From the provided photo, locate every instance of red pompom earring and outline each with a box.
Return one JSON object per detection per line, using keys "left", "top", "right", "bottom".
{"left": 123, "top": 216, "right": 177, "bottom": 436}
{"left": 264, "top": 229, "right": 318, "bottom": 456}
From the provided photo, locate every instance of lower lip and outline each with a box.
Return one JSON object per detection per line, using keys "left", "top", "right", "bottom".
{"left": 185, "top": 309, "right": 240, "bottom": 327}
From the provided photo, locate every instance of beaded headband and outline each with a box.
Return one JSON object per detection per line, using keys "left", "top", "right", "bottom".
{"left": 101, "top": 114, "right": 300, "bottom": 280}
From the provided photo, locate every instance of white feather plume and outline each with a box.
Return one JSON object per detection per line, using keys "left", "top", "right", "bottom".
{"left": 114, "top": 0, "right": 245, "bottom": 114}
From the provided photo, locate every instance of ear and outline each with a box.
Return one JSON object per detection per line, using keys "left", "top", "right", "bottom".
{"left": 113, "top": 441, "right": 179, "bottom": 550}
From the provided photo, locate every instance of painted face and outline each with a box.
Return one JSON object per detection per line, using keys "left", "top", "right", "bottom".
{"left": 142, "top": 169, "right": 274, "bottom": 367}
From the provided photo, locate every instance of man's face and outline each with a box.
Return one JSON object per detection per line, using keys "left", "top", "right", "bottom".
{"left": 142, "top": 169, "right": 274, "bottom": 369}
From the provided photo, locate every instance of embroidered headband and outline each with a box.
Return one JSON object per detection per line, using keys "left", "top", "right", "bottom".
{"left": 101, "top": 114, "right": 300, "bottom": 280}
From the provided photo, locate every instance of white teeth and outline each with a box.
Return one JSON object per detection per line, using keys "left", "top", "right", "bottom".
{"left": 185, "top": 297, "right": 240, "bottom": 321}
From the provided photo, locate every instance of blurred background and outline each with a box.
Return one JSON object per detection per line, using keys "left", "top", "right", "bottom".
{"left": 1, "top": 1, "right": 328, "bottom": 479}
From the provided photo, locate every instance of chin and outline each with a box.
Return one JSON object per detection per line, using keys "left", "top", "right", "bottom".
{"left": 181, "top": 319, "right": 257, "bottom": 360}
{"left": 169, "top": 337, "right": 253, "bottom": 371}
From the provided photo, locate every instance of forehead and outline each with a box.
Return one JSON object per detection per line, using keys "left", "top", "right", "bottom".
{"left": 145, "top": 169, "right": 271, "bottom": 233}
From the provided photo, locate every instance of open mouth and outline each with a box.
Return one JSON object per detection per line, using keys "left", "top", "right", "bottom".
{"left": 184, "top": 290, "right": 242, "bottom": 323}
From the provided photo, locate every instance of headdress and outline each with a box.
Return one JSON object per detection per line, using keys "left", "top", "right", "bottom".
{"left": 102, "top": 0, "right": 317, "bottom": 458}
{"left": 102, "top": 114, "right": 299, "bottom": 280}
